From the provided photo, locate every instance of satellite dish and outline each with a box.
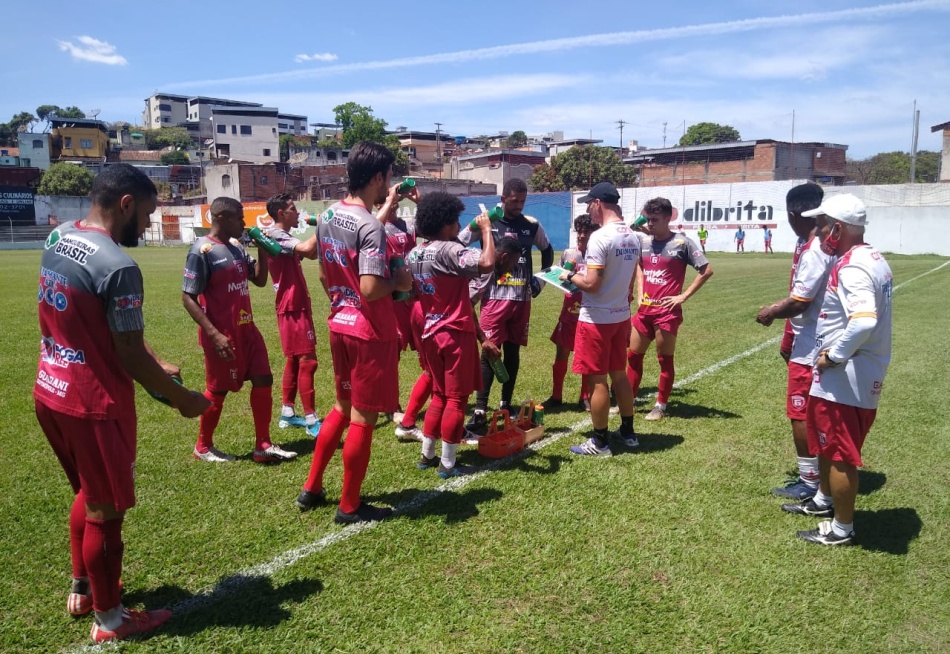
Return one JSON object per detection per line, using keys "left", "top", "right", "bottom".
{"left": 203, "top": 138, "right": 214, "bottom": 146}
{"left": 227, "top": 157, "right": 233, "bottom": 164}
{"left": 289, "top": 152, "right": 309, "bottom": 165}
{"left": 87, "top": 109, "right": 101, "bottom": 119}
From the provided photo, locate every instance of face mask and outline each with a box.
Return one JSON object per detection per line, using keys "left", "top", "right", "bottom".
{"left": 820, "top": 223, "right": 840, "bottom": 256}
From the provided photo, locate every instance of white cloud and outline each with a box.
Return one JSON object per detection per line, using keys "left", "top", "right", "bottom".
{"left": 57, "top": 36, "right": 128, "bottom": 66}
{"left": 294, "top": 53, "right": 338, "bottom": 63}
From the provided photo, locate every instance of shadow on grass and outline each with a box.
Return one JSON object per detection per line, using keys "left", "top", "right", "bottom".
{"left": 664, "top": 400, "right": 741, "bottom": 420}
{"left": 856, "top": 507, "right": 922, "bottom": 555}
{"left": 369, "top": 486, "right": 504, "bottom": 525}
{"left": 858, "top": 470, "right": 887, "bottom": 495}
{"left": 121, "top": 575, "right": 323, "bottom": 639}
{"left": 611, "top": 432, "right": 685, "bottom": 456}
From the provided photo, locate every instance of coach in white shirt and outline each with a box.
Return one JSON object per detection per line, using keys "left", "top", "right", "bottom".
{"left": 781, "top": 194, "right": 893, "bottom": 547}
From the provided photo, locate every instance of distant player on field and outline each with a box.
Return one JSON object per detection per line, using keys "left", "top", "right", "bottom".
{"left": 763, "top": 226, "right": 773, "bottom": 253}
{"left": 756, "top": 182, "right": 830, "bottom": 501}
{"left": 262, "top": 193, "right": 323, "bottom": 438}
{"left": 697, "top": 224, "right": 708, "bottom": 254}
{"left": 627, "top": 197, "right": 713, "bottom": 421}
{"left": 36, "top": 165, "right": 210, "bottom": 643}
{"left": 734, "top": 226, "right": 746, "bottom": 253}
{"left": 182, "top": 197, "right": 298, "bottom": 464}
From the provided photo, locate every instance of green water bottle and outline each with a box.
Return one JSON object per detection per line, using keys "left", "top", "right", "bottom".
{"left": 147, "top": 376, "right": 184, "bottom": 406}
{"left": 488, "top": 355, "right": 509, "bottom": 383}
{"left": 533, "top": 404, "right": 545, "bottom": 426}
{"left": 390, "top": 256, "right": 410, "bottom": 301}
{"left": 247, "top": 227, "right": 283, "bottom": 256}
{"left": 469, "top": 205, "right": 504, "bottom": 231}
{"left": 633, "top": 215, "right": 648, "bottom": 229}
{"left": 398, "top": 178, "right": 416, "bottom": 194}
{"left": 307, "top": 208, "right": 333, "bottom": 227}
{"left": 563, "top": 259, "right": 576, "bottom": 272}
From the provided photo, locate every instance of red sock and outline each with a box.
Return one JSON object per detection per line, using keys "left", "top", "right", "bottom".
{"left": 250, "top": 386, "right": 273, "bottom": 450}
{"left": 83, "top": 517, "right": 123, "bottom": 612}
{"left": 69, "top": 491, "right": 87, "bottom": 579}
{"left": 580, "top": 375, "right": 590, "bottom": 400}
{"left": 423, "top": 393, "right": 446, "bottom": 439}
{"left": 298, "top": 357, "right": 318, "bottom": 415}
{"left": 340, "top": 422, "right": 374, "bottom": 514}
{"left": 658, "top": 354, "right": 675, "bottom": 405}
{"left": 626, "top": 351, "right": 645, "bottom": 397}
{"left": 402, "top": 372, "right": 432, "bottom": 427}
{"left": 551, "top": 359, "right": 568, "bottom": 400}
{"left": 282, "top": 357, "right": 300, "bottom": 406}
{"left": 197, "top": 391, "right": 226, "bottom": 451}
{"left": 303, "top": 407, "right": 348, "bottom": 493}
{"left": 442, "top": 396, "right": 466, "bottom": 444}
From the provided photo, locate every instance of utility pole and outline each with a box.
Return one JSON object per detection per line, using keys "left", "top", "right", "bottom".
{"left": 616, "top": 119, "right": 627, "bottom": 155}
{"left": 434, "top": 122, "right": 443, "bottom": 179}
{"left": 910, "top": 100, "right": 919, "bottom": 183}
{"left": 662, "top": 121, "right": 667, "bottom": 148}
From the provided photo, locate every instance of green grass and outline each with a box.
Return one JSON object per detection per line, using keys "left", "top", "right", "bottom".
{"left": 1, "top": 249, "right": 948, "bottom": 653}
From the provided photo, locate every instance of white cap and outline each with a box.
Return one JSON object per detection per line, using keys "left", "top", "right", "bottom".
{"left": 801, "top": 193, "right": 867, "bottom": 226}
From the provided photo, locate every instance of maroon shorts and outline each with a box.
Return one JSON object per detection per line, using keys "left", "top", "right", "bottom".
{"left": 203, "top": 325, "right": 271, "bottom": 393}
{"left": 329, "top": 332, "right": 399, "bottom": 413}
{"left": 806, "top": 395, "right": 877, "bottom": 466}
{"left": 410, "top": 303, "right": 428, "bottom": 371}
{"left": 550, "top": 311, "right": 579, "bottom": 350}
{"left": 480, "top": 298, "right": 531, "bottom": 347}
{"left": 36, "top": 402, "right": 137, "bottom": 512}
{"left": 572, "top": 320, "right": 631, "bottom": 375}
{"left": 786, "top": 361, "right": 812, "bottom": 421}
{"left": 277, "top": 310, "right": 317, "bottom": 357}
{"left": 632, "top": 307, "right": 684, "bottom": 338}
{"left": 421, "top": 329, "right": 482, "bottom": 398}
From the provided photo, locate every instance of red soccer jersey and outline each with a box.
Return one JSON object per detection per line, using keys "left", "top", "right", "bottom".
{"left": 408, "top": 240, "right": 482, "bottom": 339}
{"left": 263, "top": 226, "right": 312, "bottom": 315}
{"left": 639, "top": 233, "right": 707, "bottom": 312}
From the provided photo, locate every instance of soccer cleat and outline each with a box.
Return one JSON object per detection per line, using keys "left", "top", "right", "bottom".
{"left": 305, "top": 419, "right": 322, "bottom": 439}
{"left": 89, "top": 608, "right": 172, "bottom": 643}
{"left": 781, "top": 498, "right": 834, "bottom": 518}
{"left": 579, "top": 397, "right": 591, "bottom": 412}
{"left": 69, "top": 579, "right": 124, "bottom": 617}
{"left": 295, "top": 488, "right": 327, "bottom": 512}
{"left": 771, "top": 479, "right": 818, "bottom": 500}
{"left": 417, "top": 454, "right": 440, "bottom": 470}
{"left": 334, "top": 502, "right": 394, "bottom": 525}
{"left": 438, "top": 462, "right": 474, "bottom": 478}
{"left": 465, "top": 409, "right": 487, "bottom": 431}
{"left": 395, "top": 423, "right": 424, "bottom": 442}
{"left": 460, "top": 428, "right": 482, "bottom": 445}
{"left": 278, "top": 415, "right": 308, "bottom": 429}
{"left": 797, "top": 519, "right": 855, "bottom": 546}
{"left": 570, "top": 438, "right": 613, "bottom": 457}
{"left": 644, "top": 406, "right": 666, "bottom": 421}
{"left": 252, "top": 444, "right": 298, "bottom": 463}
{"left": 392, "top": 411, "right": 406, "bottom": 425}
{"left": 193, "top": 446, "right": 235, "bottom": 463}
{"left": 616, "top": 429, "right": 639, "bottom": 448}
{"left": 541, "top": 396, "right": 563, "bottom": 409}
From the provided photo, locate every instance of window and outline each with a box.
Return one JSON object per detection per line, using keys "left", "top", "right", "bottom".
{"left": 80, "top": 139, "right": 93, "bottom": 148}
{"left": 278, "top": 123, "right": 288, "bottom": 129}
{"left": 158, "top": 103, "right": 172, "bottom": 111}
{"left": 217, "top": 124, "right": 226, "bottom": 134}
{"left": 240, "top": 125, "right": 252, "bottom": 135}
{"left": 231, "top": 125, "right": 237, "bottom": 134}
{"left": 263, "top": 149, "right": 271, "bottom": 157}
{"left": 64, "top": 137, "right": 72, "bottom": 149}
{"left": 22, "top": 158, "right": 30, "bottom": 167}
{"left": 162, "top": 117, "right": 170, "bottom": 123}
{"left": 260, "top": 176, "right": 268, "bottom": 185}
{"left": 222, "top": 174, "right": 231, "bottom": 188}
{"left": 327, "top": 151, "right": 337, "bottom": 161}
{"left": 33, "top": 139, "right": 43, "bottom": 149}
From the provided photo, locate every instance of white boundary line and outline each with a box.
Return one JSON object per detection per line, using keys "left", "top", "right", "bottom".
{"left": 66, "top": 259, "right": 949, "bottom": 652}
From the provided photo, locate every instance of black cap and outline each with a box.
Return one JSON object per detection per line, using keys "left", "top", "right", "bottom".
{"left": 577, "top": 181, "right": 620, "bottom": 204}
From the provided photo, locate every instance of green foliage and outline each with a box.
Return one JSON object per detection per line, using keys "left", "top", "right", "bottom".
{"left": 529, "top": 145, "right": 636, "bottom": 191}
{"left": 279, "top": 134, "right": 313, "bottom": 162}
{"left": 0, "top": 111, "right": 37, "bottom": 146}
{"left": 144, "top": 126, "right": 193, "bottom": 150}
{"left": 331, "top": 102, "right": 409, "bottom": 175}
{"left": 36, "top": 162, "right": 95, "bottom": 196}
{"left": 679, "top": 122, "right": 742, "bottom": 146}
{"left": 160, "top": 150, "right": 190, "bottom": 165}
{"left": 846, "top": 150, "right": 940, "bottom": 184}
{"left": 508, "top": 130, "right": 528, "bottom": 148}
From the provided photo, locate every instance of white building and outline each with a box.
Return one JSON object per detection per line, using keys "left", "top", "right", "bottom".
{"left": 17, "top": 133, "right": 52, "bottom": 170}
{"left": 210, "top": 106, "right": 280, "bottom": 163}
{"left": 277, "top": 114, "right": 308, "bottom": 136}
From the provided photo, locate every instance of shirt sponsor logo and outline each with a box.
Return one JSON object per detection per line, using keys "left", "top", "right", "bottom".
{"left": 40, "top": 336, "right": 86, "bottom": 368}
{"left": 39, "top": 268, "right": 69, "bottom": 311}
{"left": 184, "top": 268, "right": 197, "bottom": 279}
{"left": 54, "top": 235, "right": 99, "bottom": 265}
{"left": 114, "top": 294, "right": 143, "bottom": 311}
{"left": 36, "top": 369, "right": 70, "bottom": 398}
{"left": 211, "top": 257, "right": 228, "bottom": 265}
{"left": 227, "top": 280, "right": 250, "bottom": 297}
{"left": 333, "top": 214, "right": 358, "bottom": 232}
{"left": 238, "top": 309, "right": 253, "bottom": 325}
{"left": 328, "top": 285, "right": 362, "bottom": 309}
{"left": 644, "top": 269, "right": 667, "bottom": 285}
{"left": 615, "top": 247, "right": 639, "bottom": 260}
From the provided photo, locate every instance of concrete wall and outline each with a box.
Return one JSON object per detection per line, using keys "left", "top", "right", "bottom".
{"left": 18, "top": 133, "right": 52, "bottom": 170}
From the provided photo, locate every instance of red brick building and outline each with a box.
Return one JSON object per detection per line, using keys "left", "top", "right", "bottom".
{"left": 205, "top": 162, "right": 347, "bottom": 203}
{"left": 626, "top": 140, "right": 848, "bottom": 187}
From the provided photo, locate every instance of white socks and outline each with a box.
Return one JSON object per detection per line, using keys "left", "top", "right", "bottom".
{"left": 812, "top": 489, "right": 833, "bottom": 508}
{"left": 831, "top": 519, "right": 853, "bottom": 537}
{"left": 421, "top": 436, "right": 437, "bottom": 459}
{"left": 95, "top": 604, "right": 126, "bottom": 631}
{"left": 440, "top": 442, "right": 459, "bottom": 470}
{"left": 305, "top": 413, "right": 318, "bottom": 426}
{"left": 281, "top": 405, "right": 295, "bottom": 418}
{"left": 797, "top": 456, "right": 819, "bottom": 487}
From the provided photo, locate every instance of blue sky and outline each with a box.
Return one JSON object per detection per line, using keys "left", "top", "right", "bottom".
{"left": 3, "top": 0, "right": 948, "bottom": 158}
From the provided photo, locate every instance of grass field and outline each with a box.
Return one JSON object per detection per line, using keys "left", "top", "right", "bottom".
{"left": 1, "top": 247, "right": 948, "bottom": 653}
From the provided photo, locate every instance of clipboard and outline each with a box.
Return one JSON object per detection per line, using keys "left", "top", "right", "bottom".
{"left": 534, "top": 265, "right": 578, "bottom": 295}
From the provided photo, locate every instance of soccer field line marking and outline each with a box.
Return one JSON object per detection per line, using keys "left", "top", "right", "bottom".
{"left": 65, "top": 258, "right": 948, "bottom": 652}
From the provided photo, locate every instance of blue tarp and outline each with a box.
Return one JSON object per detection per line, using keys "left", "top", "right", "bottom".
{"left": 459, "top": 191, "right": 572, "bottom": 251}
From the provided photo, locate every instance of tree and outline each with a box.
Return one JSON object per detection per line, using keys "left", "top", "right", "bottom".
{"left": 508, "top": 130, "right": 528, "bottom": 148}
{"left": 0, "top": 111, "right": 37, "bottom": 145}
{"left": 143, "top": 126, "right": 193, "bottom": 150}
{"left": 160, "top": 151, "right": 190, "bottom": 165}
{"left": 279, "top": 134, "right": 313, "bottom": 162}
{"left": 528, "top": 145, "right": 636, "bottom": 192}
{"left": 679, "top": 122, "right": 741, "bottom": 147}
{"left": 845, "top": 150, "right": 940, "bottom": 184}
{"left": 330, "top": 102, "right": 410, "bottom": 175}
{"left": 37, "top": 163, "right": 95, "bottom": 196}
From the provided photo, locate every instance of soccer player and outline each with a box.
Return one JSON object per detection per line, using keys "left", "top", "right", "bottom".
{"left": 763, "top": 226, "right": 773, "bottom": 253}
{"left": 460, "top": 178, "right": 554, "bottom": 430}
{"left": 562, "top": 182, "right": 641, "bottom": 456}
{"left": 543, "top": 213, "right": 597, "bottom": 411}
{"left": 734, "top": 226, "right": 746, "bottom": 252}
{"left": 408, "top": 192, "right": 495, "bottom": 476}
{"left": 182, "top": 197, "right": 297, "bottom": 464}
{"left": 780, "top": 194, "right": 892, "bottom": 547}
{"left": 756, "top": 182, "right": 830, "bottom": 500}
{"left": 35, "top": 164, "right": 210, "bottom": 643}
{"left": 262, "top": 193, "right": 322, "bottom": 438}
{"left": 697, "top": 224, "right": 708, "bottom": 254}
{"left": 295, "top": 141, "right": 413, "bottom": 524}
{"left": 627, "top": 197, "right": 713, "bottom": 421}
